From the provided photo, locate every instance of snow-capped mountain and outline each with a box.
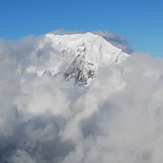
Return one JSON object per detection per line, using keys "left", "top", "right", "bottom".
{"left": 16, "top": 32, "right": 129, "bottom": 85}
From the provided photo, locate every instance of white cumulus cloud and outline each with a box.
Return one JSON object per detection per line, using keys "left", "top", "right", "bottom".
{"left": 0, "top": 31, "right": 163, "bottom": 163}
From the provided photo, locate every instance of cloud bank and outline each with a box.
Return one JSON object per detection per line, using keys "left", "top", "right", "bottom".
{"left": 0, "top": 31, "right": 163, "bottom": 163}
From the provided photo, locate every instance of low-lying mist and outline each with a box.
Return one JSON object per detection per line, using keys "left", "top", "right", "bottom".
{"left": 0, "top": 31, "right": 163, "bottom": 163}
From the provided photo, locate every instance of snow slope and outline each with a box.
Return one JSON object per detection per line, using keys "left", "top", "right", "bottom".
{"left": 16, "top": 32, "right": 129, "bottom": 85}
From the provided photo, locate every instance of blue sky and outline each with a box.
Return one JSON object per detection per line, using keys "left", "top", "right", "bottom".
{"left": 0, "top": 0, "right": 163, "bottom": 57}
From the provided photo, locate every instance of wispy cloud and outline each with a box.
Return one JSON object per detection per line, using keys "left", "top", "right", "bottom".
{"left": 92, "top": 30, "right": 133, "bottom": 54}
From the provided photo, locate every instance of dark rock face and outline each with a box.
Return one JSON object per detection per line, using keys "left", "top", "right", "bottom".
{"left": 64, "top": 47, "right": 96, "bottom": 85}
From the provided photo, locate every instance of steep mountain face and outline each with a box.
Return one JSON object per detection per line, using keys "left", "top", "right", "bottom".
{"left": 16, "top": 32, "right": 129, "bottom": 85}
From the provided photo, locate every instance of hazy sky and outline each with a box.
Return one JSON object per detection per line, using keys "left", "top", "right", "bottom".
{"left": 0, "top": 0, "right": 163, "bottom": 57}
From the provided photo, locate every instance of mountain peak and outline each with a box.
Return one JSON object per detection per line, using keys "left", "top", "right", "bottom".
{"left": 16, "top": 32, "right": 129, "bottom": 85}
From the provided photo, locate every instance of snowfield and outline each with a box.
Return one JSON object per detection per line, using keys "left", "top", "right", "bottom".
{"left": 16, "top": 32, "right": 129, "bottom": 85}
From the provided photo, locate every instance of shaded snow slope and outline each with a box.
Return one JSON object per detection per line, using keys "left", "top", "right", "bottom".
{"left": 16, "top": 32, "right": 129, "bottom": 85}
